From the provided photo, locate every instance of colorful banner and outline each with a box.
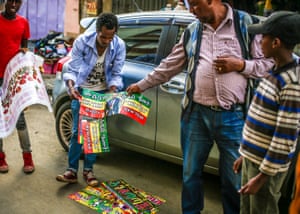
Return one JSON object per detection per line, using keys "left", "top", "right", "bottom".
{"left": 120, "top": 93, "right": 151, "bottom": 125}
{"left": 80, "top": 89, "right": 152, "bottom": 125}
{"left": 102, "top": 179, "right": 166, "bottom": 213}
{"left": 68, "top": 179, "right": 166, "bottom": 213}
{"left": 0, "top": 52, "right": 52, "bottom": 138}
{"left": 86, "top": 0, "right": 97, "bottom": 15}
{"left": 79, "top": 117, "right": 109, "bottom": 154}
{"left": 105, "top": 91, "right": 152, "bottom": 125}
{"left": 78, "top": 89, "right": 110, "bottom": 154}
{"left": 69, "top": 185, "right": 136, "bottom": 213}
{"left": 79, "top": 89, "right": 108, "bottom": 119}
{"left": 78, "top": 89, "right": 151, "bottom": 154}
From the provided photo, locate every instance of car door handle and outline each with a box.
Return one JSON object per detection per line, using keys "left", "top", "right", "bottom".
{"left": 160, "top": 80, "right": 185, "bottom": 94}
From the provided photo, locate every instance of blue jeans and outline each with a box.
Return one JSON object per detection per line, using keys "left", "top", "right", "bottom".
{"left": 68, "top": 99, "right": 97, "bottom": 173}
{"left": 181, "top": 103, "right": 244, "bottom": 214}
{"left": 0, "top": 112, "right": 31, "bottom": 152}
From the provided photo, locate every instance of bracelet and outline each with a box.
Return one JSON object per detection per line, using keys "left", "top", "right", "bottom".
{"left": 238, "top": 61, "right": 246, "bottom": 73}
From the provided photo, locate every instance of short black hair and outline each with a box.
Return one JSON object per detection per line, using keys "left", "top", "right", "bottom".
{"left": 96, "top": 12, "right": 119, "bottom": 33}
{"left": 267, "top": 34, "right": 296, "bottom": 51}
{"left": 281, "top": 40, "right": 297, "bottom": 51}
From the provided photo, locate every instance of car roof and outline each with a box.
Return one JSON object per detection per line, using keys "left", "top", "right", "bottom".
{"left": 118, "top": 10, "right": 195, "bottom": 24}
{"left": 81, "top": 11, "right": 196, "bottom": 32}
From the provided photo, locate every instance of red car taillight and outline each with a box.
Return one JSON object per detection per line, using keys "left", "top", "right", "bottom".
{"left": 55, "top": 56, "right": 71, "bottom": 73}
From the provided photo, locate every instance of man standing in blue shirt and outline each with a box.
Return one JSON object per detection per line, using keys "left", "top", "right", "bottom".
{"left": 56, "top": 12, "right": 126, "bottom": 187}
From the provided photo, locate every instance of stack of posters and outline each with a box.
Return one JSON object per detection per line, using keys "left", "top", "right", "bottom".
{"left": 78, "top": 89, "right": 151, "bottom": 154}
{"left": 78, "top": 89, "right": 110, "bottom": 154}
{"left": 69, "top": 179, "right": 166, "bottom": 213}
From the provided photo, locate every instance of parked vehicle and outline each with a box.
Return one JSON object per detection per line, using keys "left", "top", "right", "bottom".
{"left": 52, "top": 10, "right": 219, "bottom": 175}
{"left": 52, "top": 10, "right": 298, "bottom": 178}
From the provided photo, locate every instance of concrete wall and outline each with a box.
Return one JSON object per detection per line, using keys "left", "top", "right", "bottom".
{"left": 64, "top": 0, "right": 113, "bottom": 38}
{"left": 103, "top": 0, "right": 112, "bottom": 12}
{"left": 64, "top": 0, "right": 80, "bottom": 38}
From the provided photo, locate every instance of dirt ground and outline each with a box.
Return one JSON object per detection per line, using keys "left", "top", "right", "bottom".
{"left": 0, "top": 103, "right": 222, "bottom": 213}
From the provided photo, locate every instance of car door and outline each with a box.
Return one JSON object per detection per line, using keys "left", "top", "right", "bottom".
{"left": 107, "top": 18, "right": 174, "bottom": 150}
{"left": 154, "top": 19, "right": 220, "bottom": 172}
{"left": 155, "top": 23, "right": 187, "bottom": 159}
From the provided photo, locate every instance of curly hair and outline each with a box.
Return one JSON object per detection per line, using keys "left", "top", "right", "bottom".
{"left": 96, "top": 12, "right": 119, "bottom": 33}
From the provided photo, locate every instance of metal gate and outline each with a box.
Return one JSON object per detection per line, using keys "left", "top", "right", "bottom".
{"left": 112, "top": 0, "right": 168, "bottom": 14}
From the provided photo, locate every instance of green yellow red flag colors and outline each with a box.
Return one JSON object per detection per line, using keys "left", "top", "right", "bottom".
{"left": 78, "top": 89, "right": 152, "bottom": 154}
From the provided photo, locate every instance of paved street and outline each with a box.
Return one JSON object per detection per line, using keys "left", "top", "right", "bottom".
{"left": 0, "top": 104, "right": 222, "bottom": 213}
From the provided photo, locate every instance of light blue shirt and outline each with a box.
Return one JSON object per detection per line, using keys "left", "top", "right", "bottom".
{"left": 63, "top": 31, "right": 126, "bottom": 91}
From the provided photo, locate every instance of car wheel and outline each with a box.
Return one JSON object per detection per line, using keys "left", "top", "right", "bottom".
{"left": 55, "top": 101, "right": 72, "bottom": 151}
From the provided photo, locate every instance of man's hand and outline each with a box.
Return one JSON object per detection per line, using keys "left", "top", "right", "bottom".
{"left": 69, "top": 87, "right": 81, "bottom": 100}
{"left": 213, "top": 56, "right": 245, "bottom": 74}
{"left": 109, "top": 85, "right": 117, "bottom": 93}
{"left": 239, "top": 172, "right": 269, "bottom": 195}
{"left": 233, "top": 156, "right": 243, "bottom": 174}
{"left": 19, "top": 48, "right": 29, "bottom": 54}
{"left": 67, "top": 79, "right": 81, "bottom": 100}
{"left": 126, "top": 84, "right": 142, "bottom": 95}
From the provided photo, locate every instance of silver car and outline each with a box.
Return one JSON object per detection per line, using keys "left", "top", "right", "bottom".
{"left": 52, "top": 11, "right": 220, "bottom": 175}
{"left": 52, "top": 11, "right": 299, "bottom": 211}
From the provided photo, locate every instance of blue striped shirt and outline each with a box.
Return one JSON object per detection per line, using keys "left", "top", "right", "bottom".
{"left": 240, "top": 61, "right": 300, "bottom": 176}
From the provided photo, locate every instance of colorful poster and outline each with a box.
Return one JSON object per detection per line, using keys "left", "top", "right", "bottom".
{"left": 79, "top": 89, "right": 108, "bottom": 119}
{"left": 86, "top": 0, "right": 97, "bottom": 15}
{"left": 0, "top": 52, "right": 52, "bottom": 138}
{"left": 80, "top": 89, "right": 152, "bottom": 125}
{"left": 105, "top": 91, "right": 152, "bottom": 125}
{"left": 68, "top": 186, "right": 133, "bottom": 213}
{"left": 119, "top": 93, "right": 151, "bottom": 125}
{"left": 78, "top": 89, "right": 110, "bottom": 154}
{"left": 78, "top": 117, "right": 109, "bottom": 154}
{"left": 78, "top": 89, "right": 152, "bottom": 154}
{"left": 69, "top": 179, "right": 166, "bottom": 213}
{"left": 102, "top": 179, "right": 166, "bottom": 213}
{"left": 105, "top": 92, "right": 127, "bottom": 117}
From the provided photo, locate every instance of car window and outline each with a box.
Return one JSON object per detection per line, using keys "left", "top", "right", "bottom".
{"left": 176, "top": 25, "right": 186, "bottom": 43}
{"left": 118, "top": 25, "right": 164, "bottom": 64}
{"left": 176, "top": 25, "right": 187, "bottom": 43}
{"left": 295, "top": 44, "right": 300, "bottom": 56}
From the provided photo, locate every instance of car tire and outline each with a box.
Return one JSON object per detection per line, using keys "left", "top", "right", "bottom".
{"left": 55, "top": 101, "right": 72, "bottom": 151}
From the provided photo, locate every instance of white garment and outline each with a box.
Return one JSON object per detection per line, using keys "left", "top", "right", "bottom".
{"left": 81, "top": 48, "right": 107, "bottom": 91}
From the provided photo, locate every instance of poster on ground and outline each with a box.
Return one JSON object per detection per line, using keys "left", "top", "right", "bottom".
{"left": 68, "top": 179, "right": 166, "bottom": 213}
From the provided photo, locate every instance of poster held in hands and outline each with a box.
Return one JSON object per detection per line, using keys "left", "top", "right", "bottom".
{"left": 78, "top": 89, "right": 152, "bottom": 154}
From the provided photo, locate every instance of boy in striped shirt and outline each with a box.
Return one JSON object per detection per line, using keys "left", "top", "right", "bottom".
{"left": 233, "top": 11, "right": 300, "bottom": 214}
